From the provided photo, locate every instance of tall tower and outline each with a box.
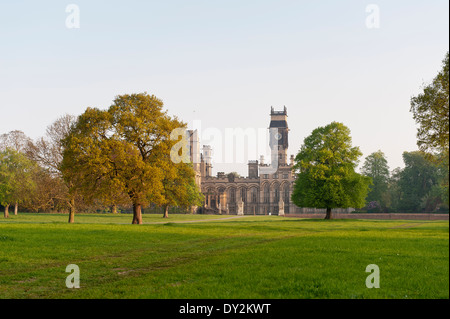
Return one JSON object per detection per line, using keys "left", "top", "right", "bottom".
{"left": 269, "top": 106, "right": 289, "bottom": 167}
{"left": 201, "top": 145, "right": 213, "bottom": 177}
{"left": 187, "top": 130, "right": 200, "bottom": 172}
{"left": 248, "top": 160, "right": 259, "bottom": 178}
{"left": 187, "top": 130, "right": 202, "bottom": 188}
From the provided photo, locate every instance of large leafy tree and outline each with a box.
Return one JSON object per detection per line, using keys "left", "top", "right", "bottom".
{"left": 0, "top": 130, "right": 34, "bottom": 214}
{"left": 0, "top": 149, "right": 37, "bottom": 217}
{"left": 410, "top": 52, "right": 449, "bottom": 156}
{"left": 387, "top": 167, "right": 403, "bottom": 212}
{"left": 361, "top": 150, "right": 390, "bottom": 211}
{"left": 62, "top": 92, "right": 199, "bottom": 224}
{"left": 291, "top": 122, "right": 371, "bottom": 219}
{"left": 397, "top": 151, "right": 444, "bottom": 213}
{"left": 410, "top": 52, "right": 449, "bottom": 207}
{"left": 160, "top": 160, "right": 204, "bottom": 218}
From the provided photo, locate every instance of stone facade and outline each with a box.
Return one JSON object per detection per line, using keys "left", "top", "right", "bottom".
{"left": 189, "top": 107, "right": 354, "bottom": 215}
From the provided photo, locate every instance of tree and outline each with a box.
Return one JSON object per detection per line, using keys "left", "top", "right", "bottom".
{"left": 26, "top": 114, "right": 77, "bottom": 222}
{"left": 21, "top": 167, "right": 68, "bottom": 213}
{"left": 0, "top": 130, "right": 32, "bottom": 153}
{"left": 386, "top": 167, "right": 403, "bottom": 212}
{"left": 361, "top": 150, "right": 390, "bottom": 211}
{"left": 435, "top": 152, "right": 449, "bottom": 206}
{"left": 397, "top": 151, "right": 444, "bottom": 213}
{"left": 151, "top": 127, "right": 204, "bottom": 218}
{"left": 26, "top": 114, "right": 75, "bottom": 175}
{"left": 410, "top": 52, "right": 449, "bottom": 156}
{"left": 160, "top": 161, "right": 204, "bottom": 218}
{"left": 291, "top": 122, "right": 371, "bottom": 219}
{"left": 0, "top": 149, "right": 37, "bottom": 217}
{"left": 0, "top": 130, "right": 35, "bottom": 214}
{"left": 62, "top": 92, "right": 196, "bottom": 224}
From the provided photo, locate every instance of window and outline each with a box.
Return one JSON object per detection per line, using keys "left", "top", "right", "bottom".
{"left": 264, "top": 185, "right": 270, "bottom": 203}
{"left": 283, "top": 173, "right": 289, "bottom": 179}
{"left": 218, "top": 188, "right": 225, "bottom": 204}
{"left": 284, "top": 185, "right": 290, "bottom": 203}
{"left": 230, "top": 188, "right": 236, "bottom": 203}
{"left": 274, "top": 185, "right": 280, "bottom": 202}
{"left": 251, "top": 188, "right": 257, "bottom": 203}
{"left": 241, "top": 188, "right": 247, "bottom": 203}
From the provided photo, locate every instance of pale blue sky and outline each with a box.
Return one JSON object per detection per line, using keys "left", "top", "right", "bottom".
{"left": 0, "top": 0, "right": 448, "bottom": 176}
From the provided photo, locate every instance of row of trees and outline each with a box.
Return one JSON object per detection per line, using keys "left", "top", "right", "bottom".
{"left": 0, "top": 116, "right": 102, "bottom": 218}
{"left": 362, "top": 52, "right": 448, "bottom": 213}
{"left": 0, "top": 93, "right": 204, "bottom": 223}
{"left": 290, "top": 127, "right": 448, "bottom": 220}
{"left": 290, "top": 52, "right": 448, "bottom": 218}
{"left": 1, "top": 52, "right": 448, "bottom": 221}
{"left": 361, "top": 150, "right": 448, "bottom": 213}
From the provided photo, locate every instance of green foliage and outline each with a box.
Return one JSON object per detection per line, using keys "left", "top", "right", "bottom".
{"left": 0, "top": 149, "right": 37, "bottom": 209}
{"left": 397, "top": 151, "right": 444, "bottom": 213}
{"left": 159, "top": 160, "right": 204, "bottom": 215}
{"left": 436, "top": 153, "right": 449, "bottom": 206}
{"left": 410, "top": 52, "right": 449, "bottom": 155}
{"left": 410, "top": 52, "right": 449, "bottom": 210}
{"left": 361, "top": 150, "right": 390, "bottom": 211}
{"left": 385, "top": 167, "right": 402, "bottom": 212}
{"left": 291, "top": 122, "right": 371, "bottom": 214}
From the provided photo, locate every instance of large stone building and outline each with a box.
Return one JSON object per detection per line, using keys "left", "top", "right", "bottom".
{"left": 188, "top": 107, "right": 352, "bottom": 215}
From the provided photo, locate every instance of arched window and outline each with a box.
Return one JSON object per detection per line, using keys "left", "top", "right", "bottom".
{"left": 250, "top": 188, "right": 258, "bottom": 203}
{"left": 240, "top": 188, "right": 247, "bottom": 203}
{"left": 230, "top": 188, "right": 236, "bottom": 203}
{"left": 206, "top": 188, "right": 215, "bottom": 206}
{"left": 274, "top": 184, "right": 280, "bottom": 203}
{"left": 283, "top": 184, "right": 290, "bottom": 203}
{"left": 264, "top": 185, "right": 270, "bottom": 203}
{"left": 218, "top": 188, "right": 225, "bottom": 204}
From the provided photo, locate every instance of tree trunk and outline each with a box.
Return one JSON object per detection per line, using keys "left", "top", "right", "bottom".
{"left": 111, "top": 204, "right": 118, "bottom": 214}
{"left": 325, "top": 207, "right": 332, "bottom": 220}
{"left": 68, "top": 199, "right": 75, "bottom": 223}
{"left": 132, "top": 203, "right": 143, "bottom": 224}
{"left": 4, "top": 204, "right": 9, "bottom": 218}
{"left": 163, "top": 205, "right": 169, "bottom": 218}
{"left": 14, "top": 202, "right": 18, "bottom": 215}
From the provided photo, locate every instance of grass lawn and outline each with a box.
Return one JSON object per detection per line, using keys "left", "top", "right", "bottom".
{"left": 0, "top": 213, "right": 448, "bottom": 299}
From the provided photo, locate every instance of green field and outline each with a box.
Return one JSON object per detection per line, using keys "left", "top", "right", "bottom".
{"left": 0, "top": 213, "right": 448, "bottom": 299}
